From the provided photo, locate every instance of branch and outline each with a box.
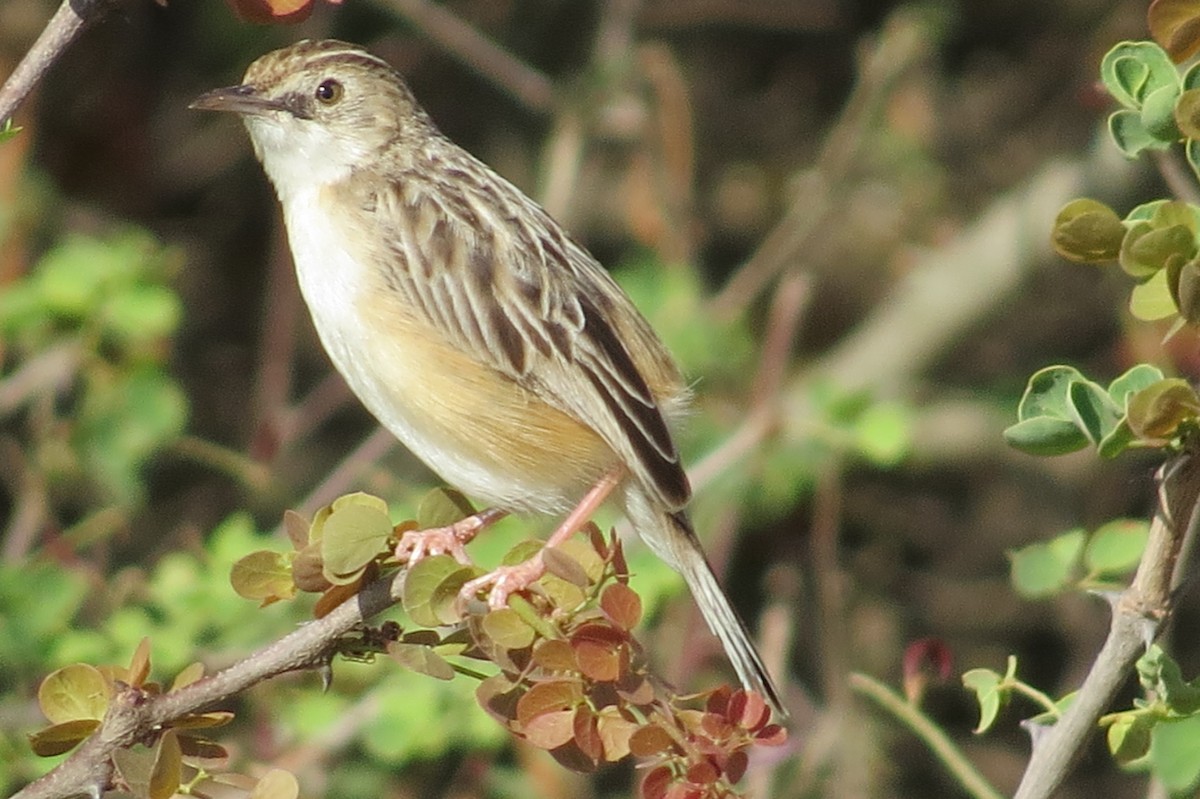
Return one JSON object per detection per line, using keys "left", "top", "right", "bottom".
{"left": 1013, "top": 449, "right": 1200, "bottom": 799}
{"left": 9, "top": 571, "right": 406, "bottom": 799}
{"left": 0, "top": 0, "right": 119, "bottom": 124}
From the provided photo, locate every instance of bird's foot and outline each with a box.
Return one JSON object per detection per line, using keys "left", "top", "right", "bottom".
{"left": 394, "top": 507, "right": 506, "bottom": 567}
{"left": 457, "top": 554, "right": 546, "bottom": 612}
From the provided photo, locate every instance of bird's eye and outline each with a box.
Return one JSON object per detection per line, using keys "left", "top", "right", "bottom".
{"left": 315, "top": 78, "right": 343, "bottom": 105}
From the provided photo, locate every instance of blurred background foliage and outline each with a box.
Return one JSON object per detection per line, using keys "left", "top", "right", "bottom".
{"left": 2, "top": 0, "right": 1197, "bottom": 797}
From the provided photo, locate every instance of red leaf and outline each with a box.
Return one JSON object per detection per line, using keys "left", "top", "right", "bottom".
{"left": 523, "top": 709, "right": 576, "bottom": 749}
{"left": 600, "top": 583, "right": 643, "bottom": 631}
{"left": 596, "top": 708, "right": 639, "bottom": 761}
{"left": 685, "top": 758, "right": 720, "bottom": 785}
{"left": 476, "top": 675, "right": 521, "bottom": 726}
{"left": 728, "top": 690, "right": 769, "bottom": 731}
{"left": 571, "top": 624, "right": 627, "bottom": 682}
{"left": 225, "top": 0, "right": 314, "bottom": 23}
{"left": 573, "top": 705, "right": 602, "bottom": 763}
{"left": 516, "top": 681, "right": 581, "bottom": 728}
{"left": 629, "top": 724, "right": 676, "bottom": 757}
{"left": 640, "top": 765, "right": 673, "bottom": 799}
{"left": 724, "top": 750, "right": 749, "bottom": 783}
{"left": 532, "top": 639, "right": 579, "bottom": 672}
{"left": 754, "top": 723, "right": 788, "bottom": 746}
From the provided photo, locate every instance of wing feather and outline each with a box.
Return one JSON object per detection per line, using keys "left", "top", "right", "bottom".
{"left": 337, "top": 159, "right": 691, "bottom": 509}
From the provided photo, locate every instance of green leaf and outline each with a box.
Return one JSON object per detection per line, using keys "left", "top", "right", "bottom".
{"left": 482, "top": 608, "right": 537, "bottom": 649}
{"left": 1107, "top": 713, "right": 1154, "bottom": 764}
{"left": 230, "top": 550, "right": 296, "bottom": 604}
{"left": 1067, "top": 379, "right": 1121, "bottom": 445}
{"left": 27, "top": 719, "right": 100, "bottom": 756}
{"left": 1096, "top": 420, "right": 1137, "bottom": 459}
{"left": 320, "top": 502, "right": 393, "bottom": 584}
{"left": 1142, "top": 82, "right": 1184, "bottom": 139}
{"left": 1051, "top": 199, "right": 1127, "bottom": 262}
{"left": 1084, "top": 519, "right": 1150, "bottom": 576}
{"left": 1003, "top": 417, "right": 1089, "bottom": 456}
{"left": 1101, "top": 42, "right": 1180, "bottom": 108}
{"left": 403, "top": 555, "right": 475, "bottom": 628}
{"left": 1110, "top": 110, "right": 1165, "bottom": 157}
{"left": 101, "top": 285, "right": 182, "bottom": 347}
{"left": 1149, "top": 714, "right": 1200, "bottom": 793}
{"left": 962, "top": 668, "right": 1003, "bottom": 733}
{"left": 852, "top": 401, "right": 912, "bottom": 466}
{"left": 1015, "top": 365, "right": 1086, "bottom": 420}
{"left": 1120, "top": 222, "right": 1195, "bottom": 279}
{"left": 1008, "top": 529, "right": 1085, "bottom": 598}
{"left": 387, "top": 641, "right": 456, "bottom": 680}
{"left": 1129, "top": 267, "right": 1178, "bottom": 320}
{"left": 0, "top": 118, "right": 21, "bottom": 143}
{"left": 1109, "top": 364, "right": 1167, "bottom": 406}
{"left": 416, "top": 487, "right": 476, "bottom": 529}
{"left": 1145, "top": 646, "right": 1200, "bottom": 714}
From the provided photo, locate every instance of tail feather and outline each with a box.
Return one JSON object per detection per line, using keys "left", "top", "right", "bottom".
{"left": 665, "top": 511, "right": 788, "bottom": 719}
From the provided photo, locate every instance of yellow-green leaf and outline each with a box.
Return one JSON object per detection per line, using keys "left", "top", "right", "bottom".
{"left": 230, "top": 550, "right": 296, "bottom": 603}
{"left": 38, "top": 664, "right": 110, "bottom": 724}
{"left": 321, "top": 502, "right": 393, "bottom": 584}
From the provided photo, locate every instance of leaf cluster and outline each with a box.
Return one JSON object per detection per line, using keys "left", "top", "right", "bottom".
{"left": 1047, "top": 37, "right": 1200, "bottom": 329}
{"left": 227, "top": 491, "right": 786, "bottom": 798}
{"left": 25, "top": 639, "right": 292, "bottom": 799}
{"left": 1003, "top": 363, "right": 1200, "bottom": 458}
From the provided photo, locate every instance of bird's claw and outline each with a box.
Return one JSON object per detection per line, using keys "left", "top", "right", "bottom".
{"left": 456, "top": 556, "right": 547, "bottom": 614}
{"left": 394, "top": 517, "right": 484, "bottom": 566}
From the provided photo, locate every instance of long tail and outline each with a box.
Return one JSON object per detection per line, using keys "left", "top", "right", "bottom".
{"left": 664, "top": 510, "right": 787, "bottom": 719}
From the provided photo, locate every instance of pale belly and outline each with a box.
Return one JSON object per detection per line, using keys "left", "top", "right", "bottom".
{"left": 284, "top": 191, "right": 616, "bottom": 514}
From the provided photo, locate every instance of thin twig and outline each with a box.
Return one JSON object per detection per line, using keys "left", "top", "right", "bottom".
{"left": 850, "top": 672, "right": 1005, "bottom": 799}
{"left": 371, "top": 0, "right": 555, "bottom": 114}
{"left": 0, "top": 0, "right": 118, "bottom": 124}
{"left": 9, "top": 570, "right": 407, "bottom": 799}
{"left": 1013, "top": 451, "right": 1200, "bottom": 799}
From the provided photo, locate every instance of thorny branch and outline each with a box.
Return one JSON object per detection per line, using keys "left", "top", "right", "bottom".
{"left": 1013, "top": 449, "right": 1200, "bottom": 799}
{"left": 9, "top": 571, "right": 407, "bottom": 799}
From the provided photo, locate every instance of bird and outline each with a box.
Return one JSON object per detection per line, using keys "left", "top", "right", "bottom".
{"left": 191, "top": 38, "right": 785, "bottom": 717}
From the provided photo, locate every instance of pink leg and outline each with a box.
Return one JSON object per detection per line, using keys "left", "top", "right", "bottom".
{"left": 395, "top": 507, "right": 509, "bottom": 566}
{"left": 459, "top": 469, "right": 623, "bottom": 609}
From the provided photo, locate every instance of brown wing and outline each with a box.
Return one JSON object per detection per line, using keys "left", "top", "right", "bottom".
{"left": 335, "top": 157, "right": 691, "bottom": 510}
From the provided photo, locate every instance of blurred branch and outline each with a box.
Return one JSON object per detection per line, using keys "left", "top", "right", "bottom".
{"left": 9, "top": 569, "right": 408, "bottom": 799}
{"left": 0, "top": 0, "right": 118, "bottom": 124}
{"left": 1013, "top": 450, "right": 1200, "bottom": 799}
{"left": 293, "top": 426, "right": 396, "bottom": 518}
{"left": 787, "top": 141, "right": 1140, "bottom": 417}
{"left": 710, "top": 7, "right": 931, "bottom": 318}
{"left": 371, "top": 0, "right": 555, "bottom": 114}
{"left": 539, "top": 0, "right": 641, "bottom": 219}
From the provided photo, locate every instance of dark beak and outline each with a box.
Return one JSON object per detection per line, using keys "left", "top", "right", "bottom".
{"left": 189, "top": 84, "right": 286, "bottom": 115}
